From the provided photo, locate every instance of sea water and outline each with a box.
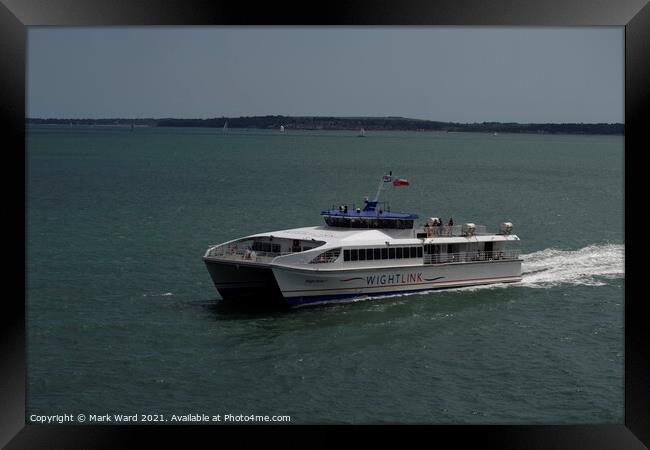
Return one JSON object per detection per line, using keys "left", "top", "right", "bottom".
{"left": 26, "top": 126, "right": 624, "bottom": 424}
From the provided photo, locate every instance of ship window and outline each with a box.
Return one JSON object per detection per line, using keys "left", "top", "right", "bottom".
{"left": 417, "top": 247, "right": 423, "bottom": 258}
{"left": 381, "top": 248, "right": 388, "bottom": 259}
{"left": 325, "top": 215, "right": 416, "bottom": 230}
{"left": 374, "top": 248, "right": 381, "bottom": 260}
{"left": 388, "top": 247, "right": 395, "bottom": 259}
{"left": 395, "top": 247, "right": 403, "bottom": 259}
{"left": 343, "top": 249, "right": 350, "bottom": 261}
{"left": 309, "top": 248, "right": 341, "bottom": 264}
{"left": 358, "top": 249, "right": 366, "bottom": 261}
{"left": 425, "top": 244, "right": 441, "bottom": 255}
{"left": 366, "top": 248, "right": 374, "bottom": 260}
{"left": 325, "top": 216, "right": 353, "bottom": 228}
{"left": 252, "top": 241, "right": 281, "bottom": 253}
{"left": 351, "top": 249, "right": 358, "bottom": 261}
{"left": 410, "top": 247, "right": 417, "bottom": 258}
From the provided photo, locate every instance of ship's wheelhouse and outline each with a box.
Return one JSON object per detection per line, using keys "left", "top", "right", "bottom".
{"left": 321, "top": 199, "right": 418, "bottom": 230}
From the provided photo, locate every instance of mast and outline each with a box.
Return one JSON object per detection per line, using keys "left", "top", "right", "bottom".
{"left": 373, "top": 171, "right": 392, "bottom": 202}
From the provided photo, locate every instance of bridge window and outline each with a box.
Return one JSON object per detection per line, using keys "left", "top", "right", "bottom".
{"left": 309, "top": 248, "right": 341, "bottom": 264}
{"left": 251, "top": 241, "right": 281, "bottom": 253}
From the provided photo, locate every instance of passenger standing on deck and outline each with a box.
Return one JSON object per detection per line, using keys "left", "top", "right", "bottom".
{"left": 424, "top": 222, "right": 432, "bottom": 237}
{"left": 448, "top": 217, "right": 454, "bottom": 226}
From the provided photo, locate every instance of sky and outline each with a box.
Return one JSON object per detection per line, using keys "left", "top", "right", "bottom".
{"left": 27, "top": 27, "right": 624, "bottom": 123}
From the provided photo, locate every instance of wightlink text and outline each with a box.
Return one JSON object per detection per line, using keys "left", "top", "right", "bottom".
{"left": 365, "top": 272, "right": 423, "bottom": 285}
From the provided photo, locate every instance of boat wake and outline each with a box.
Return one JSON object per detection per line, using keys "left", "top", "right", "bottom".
{"left": 519, "top": 243, "right": 624, "bottom": 288}
{"left": 362, "top": 243, "right": 625, "bottom": 301}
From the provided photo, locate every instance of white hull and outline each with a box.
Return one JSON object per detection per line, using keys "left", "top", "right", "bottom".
{"left": 272, "top": 259, "right": 522, "bottom": 307}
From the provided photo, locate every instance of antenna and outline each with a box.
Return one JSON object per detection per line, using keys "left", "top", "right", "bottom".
{"left": 373, "top": 172, "right": 391, "bottom": 202}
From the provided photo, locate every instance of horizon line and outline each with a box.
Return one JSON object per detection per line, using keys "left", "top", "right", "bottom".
{"left": 25, "top": 116, "right": 624, "bottom": 125}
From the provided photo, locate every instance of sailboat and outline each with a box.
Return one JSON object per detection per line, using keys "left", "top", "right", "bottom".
{"left": 280, "top": 125, "right": 285, "bottom": 133}
{"left": 358, "top": 127, "right": 366, "bottom": 137}
{"left": 223, "top": 121, "right": 228, "bottom": 133}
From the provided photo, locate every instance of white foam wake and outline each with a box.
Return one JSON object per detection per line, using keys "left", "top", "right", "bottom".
{"left": 520, "top": 243, "right": 624, "bottom": 288}
{"left": 383, "top": 243, "right": 625, "bottom": 298}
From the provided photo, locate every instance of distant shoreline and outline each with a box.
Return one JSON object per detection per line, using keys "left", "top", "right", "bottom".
{"left": 26, "top": 116, "right": 624, "bottom": 135}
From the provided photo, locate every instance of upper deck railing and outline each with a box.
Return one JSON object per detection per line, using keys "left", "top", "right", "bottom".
{"left": 423, "top": 249, "right": 520, "bottom": 264}
{"left": 205, "top": 242, "right": 291, "bottom": 262}
{"left": 420, "top": 224, "right": 490, "bottom": 237}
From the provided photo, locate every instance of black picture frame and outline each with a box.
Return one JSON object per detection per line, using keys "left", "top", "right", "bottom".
{"left": 3, "top": 0, "right": 647, "bottom": 447}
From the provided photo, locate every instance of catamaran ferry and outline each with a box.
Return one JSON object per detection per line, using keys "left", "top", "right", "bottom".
{"left": 203, "top": 174, "right": 522, "bottom": 308}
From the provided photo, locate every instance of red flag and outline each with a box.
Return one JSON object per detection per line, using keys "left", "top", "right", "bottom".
{"left": 392, "top": 178, "right": 410, "bottom": 186}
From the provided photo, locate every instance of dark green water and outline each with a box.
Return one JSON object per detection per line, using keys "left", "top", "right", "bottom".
{"left": 26, "top": 125, "right": 624, "bottom": 424}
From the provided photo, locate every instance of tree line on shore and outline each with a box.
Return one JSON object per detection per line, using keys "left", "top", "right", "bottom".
{"left": 26, "top": 116, "right": 623, "bottom": 135}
